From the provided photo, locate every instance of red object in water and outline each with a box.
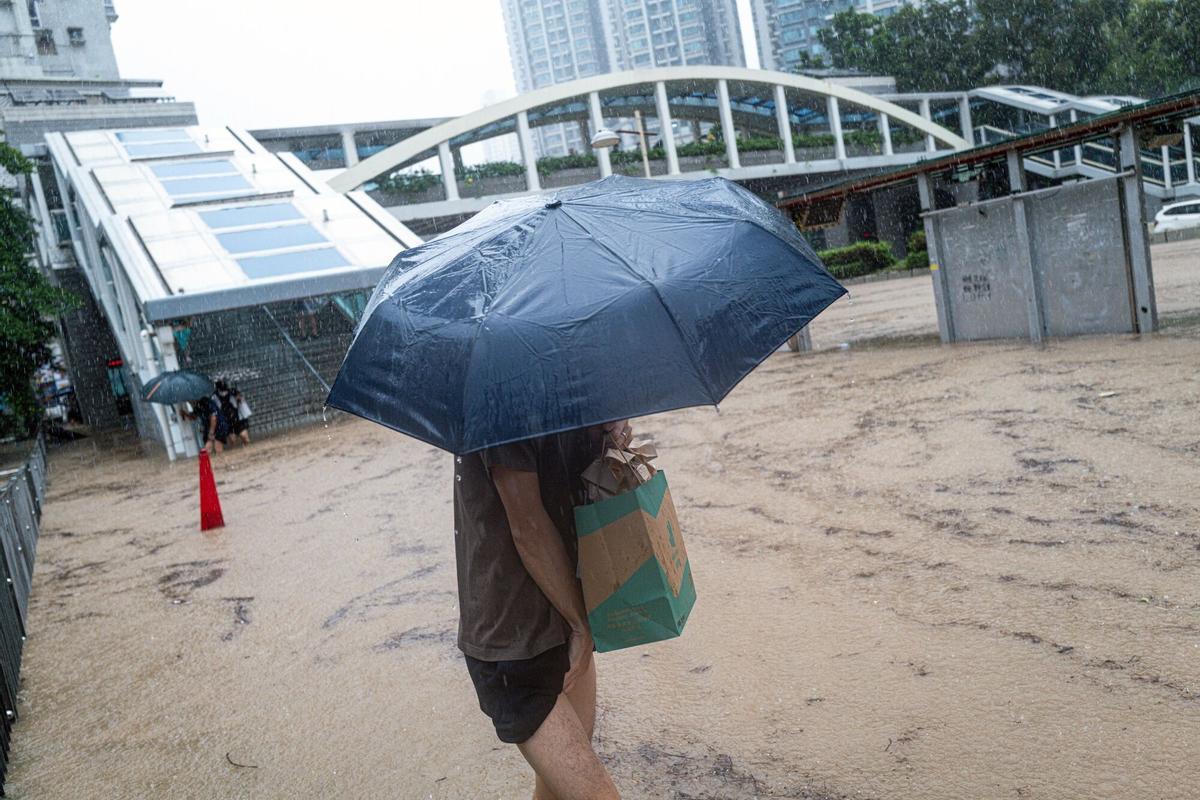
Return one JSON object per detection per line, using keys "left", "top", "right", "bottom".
{"left": 198, "top": 450, "right": 225, "bottom": 531}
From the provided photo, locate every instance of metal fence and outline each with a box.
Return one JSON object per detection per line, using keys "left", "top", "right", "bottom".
{"left": 0, "top": 431, "right": 48, "bottom": 791}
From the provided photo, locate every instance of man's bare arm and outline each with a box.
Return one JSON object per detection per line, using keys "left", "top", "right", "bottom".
{"left": 492, "top": 465, "right": 592, "bottom": 686}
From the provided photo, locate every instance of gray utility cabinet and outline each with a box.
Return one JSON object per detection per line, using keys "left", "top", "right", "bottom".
{"left": 920, "top": 172, "right": 1156, "bottom": 344}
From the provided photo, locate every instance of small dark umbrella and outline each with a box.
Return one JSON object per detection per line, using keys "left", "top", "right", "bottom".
{"left": 327, "top": 175, "right": 846, "bottom": 453}
{"left": 141, "top": 370, "right": 214, "bottom": 405}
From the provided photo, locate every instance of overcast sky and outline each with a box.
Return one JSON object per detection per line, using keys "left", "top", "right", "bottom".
{"left": 110, "top": 0, "right": 759, "bottom": 129}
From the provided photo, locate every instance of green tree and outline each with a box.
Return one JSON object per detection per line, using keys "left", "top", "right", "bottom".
{"left": 814, "top": 0, "right": 1200, "bottom": 98}
{"left": 975, "top": 0, "right": 1130, "bottom": 93}
{"left": 0, "top": 142, "right": 76, "bottom": 438}
{"left": 818, "top": 2, "right": 983, "bottom": 91}
{"left": 1104, "top": 0, "right": 1200, "bottom": 96}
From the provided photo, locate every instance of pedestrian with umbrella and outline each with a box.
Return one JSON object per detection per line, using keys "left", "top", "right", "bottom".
{"left": 141, "top": 370, "right": 217, "bottom": 452}
{"left": 328, "top": 176, "right": 844, "bottom": 798}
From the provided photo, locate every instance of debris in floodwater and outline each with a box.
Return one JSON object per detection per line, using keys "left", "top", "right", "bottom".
{"left": 225, "top": 752, "right": 258, "bottom": 769}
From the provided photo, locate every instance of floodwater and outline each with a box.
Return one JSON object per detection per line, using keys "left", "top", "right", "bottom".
{"left": 8, "top": 245, "right": 1200, "bottom": 799}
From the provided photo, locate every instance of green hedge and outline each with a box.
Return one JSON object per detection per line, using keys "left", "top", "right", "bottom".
{"left": 817, "top": 241, "right": 897, "bottom": 280}
{"left": 904, "top": 230, "right": 929, "bottom": 271}
{"left": 537, "top": 153, "right": 598, "bottom": 173}
{"left": 376, "top": 127, "right": 932, "bottom": 197}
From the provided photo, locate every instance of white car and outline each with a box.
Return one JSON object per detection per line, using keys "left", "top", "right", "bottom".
{"left": 1154, "top": 199, "right": 1200, "bottom": 233}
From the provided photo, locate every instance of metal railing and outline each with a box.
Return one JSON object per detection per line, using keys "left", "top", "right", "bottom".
{"left": 0, "top": 430, "right": 48, "bottom": 791}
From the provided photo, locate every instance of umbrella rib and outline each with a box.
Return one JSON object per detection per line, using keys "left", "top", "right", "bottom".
{"left": 456, "top": 206, "right": 556, "bottom": 453}
{"left": 557, "top": 205, "right": 720, "bottom": 406}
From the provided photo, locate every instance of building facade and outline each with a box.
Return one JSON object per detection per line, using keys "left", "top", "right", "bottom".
{"left": 0, "top": 0, "right": 121, "bottom": 80}
{"left": 500, "top": 0, "right": 745, "bottom": 156}
{"left": 40, "top": 125, "right": 420, "bottom": 457}
{"left": 500, "top": 0, "right": 612, "bottom": 155}
{"left": 603, "top": 0, "right": 744, "bottom": 71}
{"left": 750, "top": 0, "right": 922, "bottom": 73}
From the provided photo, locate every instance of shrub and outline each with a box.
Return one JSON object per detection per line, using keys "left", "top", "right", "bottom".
{"left": 904, "top": 230, "right": 929, "bottom": 271}
{"left": 907, "top": 230, "right": 926, "bottom": 253}
{"left": 457, "top": 161, "right": 524, "bottom": 181}
{"left": 816, "top": 241, "right": 897, "bottom": 280}
{"left": 537, "top": 153, "right": 597, "bottom": 174}
{"left": 377, "top": 169, "right": 441, "bottom": 195}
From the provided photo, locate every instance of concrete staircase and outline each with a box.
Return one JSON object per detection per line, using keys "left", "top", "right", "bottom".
{"left": 180, "top": 301, "right": 356, "bottom": 438}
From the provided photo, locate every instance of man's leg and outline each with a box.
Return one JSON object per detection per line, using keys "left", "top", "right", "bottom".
{"left": 532, "top": 655, "right": 599, "bottom": 799}
{"left": 518, "top": 688, "right": 617, "bottom": 800}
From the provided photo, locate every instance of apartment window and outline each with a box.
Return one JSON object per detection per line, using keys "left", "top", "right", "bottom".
{"left": 67, "top": 28, "right": 85, "bottom": 46}
{"left": 35, "top": 29, "right": 55, "bottom": 55}
{"left": 26, "top": 0, "right": 40, "bottom": 28}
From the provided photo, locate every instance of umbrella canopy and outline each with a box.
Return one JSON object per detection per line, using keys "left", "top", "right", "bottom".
{"left": 141, "top": 370, "right": 214, "bottom": 405}
{"left": 327, "top": 175, "right": 846, "bottom": 453}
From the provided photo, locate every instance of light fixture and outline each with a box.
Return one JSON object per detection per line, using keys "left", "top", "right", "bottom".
{"left": 590, "top": 128, "right": 621, "bottom": 149}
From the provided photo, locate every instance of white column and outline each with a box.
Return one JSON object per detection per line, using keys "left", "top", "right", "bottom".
{"left": 588, "top": 91, "right": 611, "bottom": 177}
{"left": 1071, "top": 110, "right": 1082, "bottom": 166}
{"left": 1162, "top": 145, "right": 1173, "bottom": 189}
{"left": 516, "top": 111, "right": 541, "bottom": 192}
{"left": 437, "top": 141, "right": 460, "bottom": 201}
{"left": 340, "top": 129, "right": 359, "bottom": 167}
{"left": 827, "top": 96, "right": 846, "bottom": 162}
{"left": 958, "top": 94, "right": 975, "bottom": 146}
{"left": 1049, "top": 115, "right": 1062, "bottom": 169}
{"left": 919, "top": 98, "right": 935, "bottom": 153}
{"left": 154, "top": 326, "right": 197, "bottom": 458}
{"left": 654, "top": 81, "right": 680, "bottom": 175}
{"left": 1186, "top": 122, "right": 1196, "bottom": 185}
{"left": 878, "top": 112, "right": 893, "bottom": 156}
{"left": 716, "top": 79, "right": 740, "bottom": 169}
{"left": 774, "top": 84, "right": 795, "bottom": 164}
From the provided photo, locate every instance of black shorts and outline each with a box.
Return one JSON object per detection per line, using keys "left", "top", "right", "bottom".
{"left": 232, "top": 419, "right": 249, "bottom": 435}
{"left": 464, "top": 643, "right": 568, "bottom": 744}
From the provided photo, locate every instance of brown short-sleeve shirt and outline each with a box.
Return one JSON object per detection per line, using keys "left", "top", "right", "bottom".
{"left": 453, "top": 428, "right": 601, "bottom": 661}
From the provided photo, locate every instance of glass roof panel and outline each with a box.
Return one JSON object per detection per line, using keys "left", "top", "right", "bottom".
{"left": 199, "top": 203, "right": 304, "bottom": 229}
{"left": 124, "top": 142, "right": 205, "bottom": 158}
{"left": 216, "top": 224, "right": 328, "bottom": 254}
{"left": 237, "top": 247, "right": 348, "bottom": 280}
{"left": 116, "top": 129, "right": 191, "bottom": 143}
{"left": 160, "top": 175, "right": 253, "bottom": 198}
{"left": 150, "top": 160, "right": 239, "bottom": 179}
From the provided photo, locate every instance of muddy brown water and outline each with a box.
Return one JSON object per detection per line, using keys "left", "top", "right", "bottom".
{"left": 8, "top": 246, "right": 1200, "bottom": 799}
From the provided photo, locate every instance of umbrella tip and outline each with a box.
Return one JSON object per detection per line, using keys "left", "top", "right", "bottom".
{"left": 544, "top": 199, "right": 562, "bottom": 209}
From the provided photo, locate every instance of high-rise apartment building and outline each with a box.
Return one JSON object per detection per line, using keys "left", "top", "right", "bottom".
{"left": 500, "top": 0, "right": 612, "bottom": 155}
{"left": 0, "top": 0, "right": 121, "bottom": 81}
{"left": 500, "top": 0, "right": 745, "bottom": 156}
{"left": 750, "top": 0, "right": 922, "bottom": 73}
{"left": 603, "top": 0, "right": 744, "bottom": 70}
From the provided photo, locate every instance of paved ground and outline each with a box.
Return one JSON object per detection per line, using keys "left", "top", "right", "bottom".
{"left": 5, "top": 242, "right": 1199, "bottom": 799}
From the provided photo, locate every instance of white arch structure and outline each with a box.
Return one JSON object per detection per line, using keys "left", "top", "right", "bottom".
{"left": 329, "top": 66, "right": 971, "bottom": 213}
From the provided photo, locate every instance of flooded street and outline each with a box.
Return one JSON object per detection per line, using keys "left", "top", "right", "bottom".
{"left": 9, "top": 268, "right": 1200, "bottom": 799}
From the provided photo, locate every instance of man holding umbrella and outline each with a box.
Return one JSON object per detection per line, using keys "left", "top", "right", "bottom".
{"left": 454, "top": 418, "right": 632, "bottom": 799}
{"left": 327, "top": 176, "right": 844, "bottom": 797}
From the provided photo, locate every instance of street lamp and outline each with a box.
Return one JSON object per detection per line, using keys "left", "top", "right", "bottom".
{"left": 590, "top": 109, "right": 653, "bottom": 178}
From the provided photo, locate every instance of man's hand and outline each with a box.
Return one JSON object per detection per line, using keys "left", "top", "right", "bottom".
{"left": 564, "top": 624, "right": 594, "bottom": 691}
{"left": 604, "top": 419, "right": 632, "bottom": 449}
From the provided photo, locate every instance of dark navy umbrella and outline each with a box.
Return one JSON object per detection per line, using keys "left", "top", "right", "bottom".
{"left": 141, "top": 370, "right": 214, "bottom": 404}
{"left": 327, "top": 175, "right": 845, "bottom": 453}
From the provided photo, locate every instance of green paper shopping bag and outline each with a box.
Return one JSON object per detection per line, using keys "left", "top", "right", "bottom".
{"left": 575, "top": 454, "right": 696, "bottom": 652}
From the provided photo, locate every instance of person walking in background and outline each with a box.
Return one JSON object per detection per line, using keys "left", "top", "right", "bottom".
{"left": 188, "top": 392, "right": 228, "bottom": 454}
{"left": 213, "top": 380, "right": 251, "bottom": 447}
{"left": 455, "top": 419, "right": 631, "bottom": 800}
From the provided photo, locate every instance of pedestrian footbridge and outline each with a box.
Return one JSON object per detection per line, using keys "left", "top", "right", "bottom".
{"left": 325, "top": 66, "right": 972, "bottom": 229}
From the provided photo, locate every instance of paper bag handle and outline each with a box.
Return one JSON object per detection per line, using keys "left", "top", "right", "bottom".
{"left": 604, "top": 428, "right": 652, "bottom": 487}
